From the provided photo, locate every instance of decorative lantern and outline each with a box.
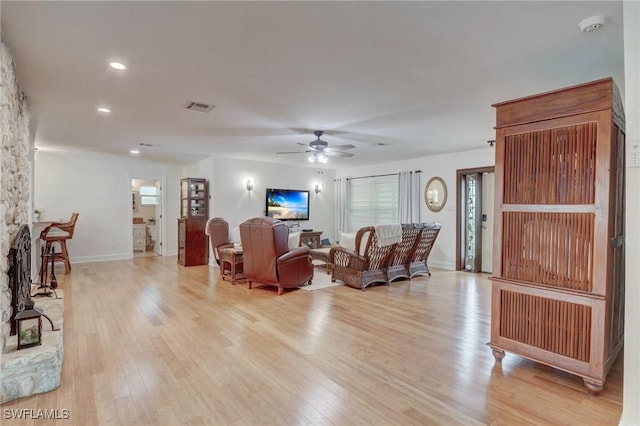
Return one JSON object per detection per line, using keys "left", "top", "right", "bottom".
{"left": 15, "top": 300, "right": 43, "bottom": 350}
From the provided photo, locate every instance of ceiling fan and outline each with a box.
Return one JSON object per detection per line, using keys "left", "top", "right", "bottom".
{"left": 277, "top": 130, "right": 355, "bottom": 163}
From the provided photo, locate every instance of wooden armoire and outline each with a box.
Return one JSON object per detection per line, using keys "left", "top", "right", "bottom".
{"left": 488, "top": 78, "right": 625, "bottom": 394}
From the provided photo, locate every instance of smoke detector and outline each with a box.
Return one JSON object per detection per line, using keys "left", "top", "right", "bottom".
{"left": 579, "top": 15, "right": 606, "bottom": 33}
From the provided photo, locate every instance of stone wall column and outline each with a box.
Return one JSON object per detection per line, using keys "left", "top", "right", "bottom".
{"left": 0, "top": 37, "right": 32, "bottom": 351}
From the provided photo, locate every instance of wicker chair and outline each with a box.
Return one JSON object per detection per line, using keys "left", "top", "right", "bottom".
{"left": 329, "top": 226, "right": 397, "bottom": 291}
{"left": 387, "top": 224, "right": 424, "bottom": 283}
{"left": 409, "top": 222, "right": 441, "bottom": 277}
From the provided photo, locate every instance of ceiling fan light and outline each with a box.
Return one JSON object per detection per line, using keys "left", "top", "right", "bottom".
{"left": 308, "top": 154, "right": 316, "bottom": 163}
{"left": 317, "top": 153, "right": 328, "bottom": 163}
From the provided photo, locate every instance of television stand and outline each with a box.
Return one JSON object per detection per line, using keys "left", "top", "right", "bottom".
{"left": 300, "top": 231, "right": 322, "bottom": 249}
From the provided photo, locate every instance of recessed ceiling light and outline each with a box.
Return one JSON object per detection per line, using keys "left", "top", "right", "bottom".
{"left": 97, "top": 107, "right": 111, "bottom": 113}
{"left": 130, "top": 149, "right": 140, "bottom": 155}
{"left": 109, "top": 62, "right": 126, "bottom": 70}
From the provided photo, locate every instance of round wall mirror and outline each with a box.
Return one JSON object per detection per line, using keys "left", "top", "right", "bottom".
{"left": 425, "top": 177, "right": 447, "bottom": 212}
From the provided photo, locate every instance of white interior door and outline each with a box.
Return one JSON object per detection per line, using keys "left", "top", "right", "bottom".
{"left": 481, "top": 172, "right": 495, "bottom": 273}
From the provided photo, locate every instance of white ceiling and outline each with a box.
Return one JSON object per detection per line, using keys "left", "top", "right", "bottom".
{"left": 1, "top": 1, "right": 625, "bottom": 168}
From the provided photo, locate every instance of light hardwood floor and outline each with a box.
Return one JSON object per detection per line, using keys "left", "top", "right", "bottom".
{"left": 3, "top": 257, "right": 622, "bottom": 425}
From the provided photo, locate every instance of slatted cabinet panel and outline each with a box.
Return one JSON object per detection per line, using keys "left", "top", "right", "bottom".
{"left": 502, "top": 212, "right": 594, "bottom": 290}
{"left": 489, "top": 78, "right": 625, "bottom": 394}
{"left": 503, "top": 123, "right": 597, "bottom": 205}
{"left": 499, "top": 291, "right": 592, "bottom": 362}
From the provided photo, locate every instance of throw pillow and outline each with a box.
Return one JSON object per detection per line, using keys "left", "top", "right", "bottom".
{"left": 288, "top": 232, "right": 301, "bottom": 250}
{"left": 229, "top": 226, "right": 241, "bottom": 244}
{"left": 339, "top": 232, "right": 356, "bottom": 252}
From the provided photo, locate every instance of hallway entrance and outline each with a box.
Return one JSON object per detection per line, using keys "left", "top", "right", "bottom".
{"left": 456, "top": 166, "right": 495, "bottom": 273}
{"left": 131, "top": 178, "right": 163, "bottom": 258}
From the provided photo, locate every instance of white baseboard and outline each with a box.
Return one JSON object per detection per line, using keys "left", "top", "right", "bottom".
{"left": 428, "top": 259, "right": 455, "bottom": 271}
{"left": 67, "top": 251, "right": 178, "bottom": 264}
{"left": 70, "top": 253, "right": 133, "bottom": 263}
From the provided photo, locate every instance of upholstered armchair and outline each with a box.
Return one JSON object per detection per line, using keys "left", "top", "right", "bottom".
{"left": 205, "top": 217, "right": 242, "bottom": 280}
{"left": 409, "top": 223, "right": 441, "bottom": 277}
{"left": 239, "top": 217, "right": 314, "bottom": 295}
{"left": 329, "top": 226, "right": 398, "bottom": 291}
{"left": 387, "top": 224, "right": 424, "bottom": 283}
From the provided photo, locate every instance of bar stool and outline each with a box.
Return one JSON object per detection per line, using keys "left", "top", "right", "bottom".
{"left": 39, "top": 213, "right": 79, "bottom": 278}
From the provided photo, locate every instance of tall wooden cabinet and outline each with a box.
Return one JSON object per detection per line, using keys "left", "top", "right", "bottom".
{"left": 488, "top": 78, "right": 625, "bottom": 394}
{"left": 178, "top": 178, "right": 209, "bottom": 266}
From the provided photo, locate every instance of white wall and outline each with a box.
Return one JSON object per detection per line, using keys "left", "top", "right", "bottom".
{"left": 205, "top": 157, "right": 335, "bottom": 240}
{"left": 34, "top": 151, "right": 335, "bottom": 265}
{"left": 182, "top": 157, "right": 215, "bottom": 181}
{"left": 34, "top": 151, "right": 183, "bottom": 262}
{"left": 621, "top": 1, "right": 640, "bottom": 424}
{"left": 337, "top": 147, "right": 495, "bottom": 270}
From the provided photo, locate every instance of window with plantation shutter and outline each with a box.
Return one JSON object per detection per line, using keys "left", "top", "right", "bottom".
{"left": 347, "top": 174, "right": 399, "bottom": 231}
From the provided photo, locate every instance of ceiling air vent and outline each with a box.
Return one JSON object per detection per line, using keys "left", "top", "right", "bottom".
{"left": 183, "top": 101, "right": 215, "bottom": 113}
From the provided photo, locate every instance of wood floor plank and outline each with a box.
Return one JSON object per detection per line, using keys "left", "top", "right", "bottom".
{"left": 1, "top": 257, "right": 623, "bottom": 425}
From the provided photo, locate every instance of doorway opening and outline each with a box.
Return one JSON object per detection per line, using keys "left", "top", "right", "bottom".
{"left": 132, "top": 178, "right": 163, "bottom": 258}
{"left": 456, "top": 166, "right": 495, "bottom": 273}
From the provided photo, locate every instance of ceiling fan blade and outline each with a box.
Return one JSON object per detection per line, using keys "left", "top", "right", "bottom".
{"left": 276, "top": 150, "right": 311, "bottom": 154}
{"left": 325, "top": 151, "right": 354, "bottom": 157}
{"left": 328, "top": 144, "right": 356, "bottom": 150}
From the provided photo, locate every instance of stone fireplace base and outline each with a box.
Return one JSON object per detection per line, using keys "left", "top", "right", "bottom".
{"left": 1, "top": 292, "right": 63, "bottom": 403}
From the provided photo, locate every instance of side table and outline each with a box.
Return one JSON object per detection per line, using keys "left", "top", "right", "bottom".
{"left": 219, "top": 247, "right": 244, "bottom": 284}
{"left": 300, "top": 231, "right": 323, "bottom": 248}
{"left": 309, "top": 247, "right": 332, "bottom": 274}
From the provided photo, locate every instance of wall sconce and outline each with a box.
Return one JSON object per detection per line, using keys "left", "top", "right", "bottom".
{"left": 246, "top": 178, "right": 254, "bottom": 191}
{"left": 314, "top": 183, "right": 322, "bottom": 194}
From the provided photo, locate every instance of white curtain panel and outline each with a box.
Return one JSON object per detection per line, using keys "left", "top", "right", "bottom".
{"left": 334, "top": 178, "right": 348, "bottom": 237}
{"left": 399, "top": 170, "right": 421, "bottom": 223}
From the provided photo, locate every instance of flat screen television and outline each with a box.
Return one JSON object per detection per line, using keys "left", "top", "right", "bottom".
{"left": 265, "top": 188, "right": 310, "bottom": 221}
